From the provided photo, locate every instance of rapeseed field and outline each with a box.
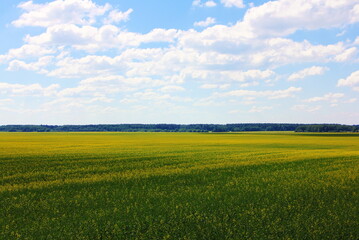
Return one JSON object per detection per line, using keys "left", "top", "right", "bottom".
{"left": 0, "top": 132, "right": 358, "bottom": 239}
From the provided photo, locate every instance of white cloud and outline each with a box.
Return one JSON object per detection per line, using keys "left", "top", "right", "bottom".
{"left": 351, "top": 4, "right": 359, "bottom": 23}
{"left": 334, "top": 47, "right": 357, "bottom": 62}
{"left": 133, "top": 90, "right": 192, "bottom": 103}
{"left": 40, "top": 96, "right": 114, "bottom": 114}
{"left": 1, "top": 0, "right": 358, "bottom": 124}
{"left": 7, "top": 1, "right": 355, "bottom": 80}
{"left": 288, "top": 66, "right": 328, "bottom": 81}
{"left": 178, "top": 24, "right": 255, "bottom": 53}
{"left": 0, "top": 99, "right": 13, "bottom": 105}
{"left": 200, "top": 84, "right": 230, "bottom": 89}
{"left": 336, "top": 30, "right": 346, "bottom": 37}
{"left": 179, "top": 69, "right": 274, "bottom": 83}
{"left": 221, "top": 0, "right": 245, "bottom": 8}
{"left": 192, "top": 0, "right": 201, "bottom": 6}
{"left": 223, "top": 86, "right": 302, "bottom": 99}
{"left": 249, "top": 39, "right": 348, "bottom": 66}
{"left": 239, "top": 82, "right": 259, "bottom": 88}
{"left": 7, "top": 56, "right": 53, "bottom": 73}
{"left": 26, "top": 24, "right": 179, "bottom": 52}
{"left": 13, "top": 0, "right": 111, "bottom": 27}
{"left": 2, "top": 23, "right": 354, "bottom": 92}
{"left": 194, "top": 17, "right": 216, "bottom": 27}
{"left": 46, "top": 55, "right": 125, "bottom": 78}
{"left": 305, "top": 93, "right": 344, "bottom": 103}
{"left": 0, "top": 82, "right": 59, "bottom": 97}
{"left": 103, "top": 8, "right": 133, "bottom": 24}
{"left": 57, "top": 75, "right": 166, "bottom": 98}
{"left": 249, "top": 106, "right": 272, "bottom": 113}
{"left": 292, "top": 104, "right": 321, "bottom": 112}
{"left": 241, "top": 0, "right": 359, "bottom": 37}
{"left": 336, "top": 71, "right": 359, "bottom": 99}
{"left": 178, "top": 26, "right": 350, "bottom": 66}
{"left": 26, "top": 24, "right": 102, "bottom": 46}
{"left": 344, "top": 98, "right": 357, "bottom": 103}
{"left": 42, "top": 48, "right": 188, "bottom": 79}
{"left": 205, "top": 1, "right": 217, "bottom": 7}
{"left": 192, "top": 0, "right": 217, "bottom": 7}
{"left": 337, "top": 70, "right": 359, "bottom": 87}
{"left": 0, "top": 44, "right": 56, "bottom": 66}
{"left": 160, "top": 85, "right": 185, "bottom": 93}
{"left": 5, "top": 44, "right": 55, "bottom": 60}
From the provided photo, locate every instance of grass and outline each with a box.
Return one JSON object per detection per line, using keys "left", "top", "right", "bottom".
{"left": 0, "top": 132, "right": 358, "bottom": 239}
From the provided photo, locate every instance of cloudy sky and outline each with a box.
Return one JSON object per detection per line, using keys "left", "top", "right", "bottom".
{"left": 0, "top": 0, "right": 358, "bottom": 125}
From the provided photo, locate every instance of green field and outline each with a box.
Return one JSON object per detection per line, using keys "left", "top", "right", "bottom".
{"left": 1, "top": 132, "right": 358, "bottom": 239}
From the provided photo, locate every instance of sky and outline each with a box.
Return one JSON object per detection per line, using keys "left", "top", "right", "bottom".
{"left": 0, "top": 0, "right": 358, "bottom": 125}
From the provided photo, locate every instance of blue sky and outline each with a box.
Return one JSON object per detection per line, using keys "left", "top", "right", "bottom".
{"left": 0, "top": 0, "right": 358, "bottom": 125}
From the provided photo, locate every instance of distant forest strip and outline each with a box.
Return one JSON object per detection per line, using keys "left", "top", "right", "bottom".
{"left": 0, "top": 124, "right": 358, "bottom": 132}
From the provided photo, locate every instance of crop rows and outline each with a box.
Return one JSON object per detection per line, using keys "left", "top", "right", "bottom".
{"left": 1, "top": 132, "right": 358, "bottom": 239}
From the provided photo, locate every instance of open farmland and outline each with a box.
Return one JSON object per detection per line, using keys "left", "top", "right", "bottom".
{"left": 0, "top": 132, "right": 358, "bottom": 239}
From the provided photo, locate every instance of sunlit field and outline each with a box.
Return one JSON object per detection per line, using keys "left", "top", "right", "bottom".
{"left": 1, "top": 132, "right": 358, "bottom": 239}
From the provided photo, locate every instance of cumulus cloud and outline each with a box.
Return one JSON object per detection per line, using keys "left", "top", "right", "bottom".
{"left": 221, "top": 0, "right": 245, "bottom": 8}
{"left": 1, "top": 0, "right": 358, "bottom": 122}
{"left": 57, "top": 75, "right": 166, "bottom": 98}
{"left": 194, "top": 17, "right": 216, "bottom": 27}
{"left": 39, "top": 96, "right": 114, "bottom": 114}
{"left": 5, "top": 44, "right": 55, "bottom": 60}
{"left": 200, "top": 84, "right": 230, "bottom": 89}
{"left": 305, "top": 93, "right": 344, "bottom": 103}
{"left": 288, "top": 66, "right": 328, "bottom": 81}
{"left": 292, "top": 104, "right": 321, "bottom": 112}
{"left": 132, "top": 90, "right": 192, "bottom": 103}
{"left": 160, "top": 85, "right": 185, "bottom": 93}
{"left": 223, "top": 86, "right": 302, "bottom": 99}
{"left": 178, "top": 27, "right": 350, "bottom": 66}
{"left": 25, "top": 24, "right": 179, "bottom": 51}
{"left": 344, "top": 98, "right": 357, "bottom": 103}
{"left": 334, "top": 47, "right": 357, "bottom": 62}
{"left": 249, "top": 106, "right": 272, "bottom": 113}
{"left": 12, "top": 0, "right": 111, "bottom": 27}
{"left": 0, "top": 82, "right": 59, "bottom": 96}
{"left": 7, "top": 56, "right": 53, "bottom": 73}
{"left": 186, "top": 0, "right": 359, "bottom": 53}
{"left": 241, "top": 0, "right": 359, "bottom": 37}
{"left": 193, "top": 0, "right": 217, "bottom": 7}
{"left": 0, "top": 99, "right": 13, "bottom": 106}
{"left": 249, "top": 39, "right": 348, "bottom": 66}
{"left": 177, "top": 24, "right": 255, "bottom": 53}
{"left": 337, "top": 70, "right": 359, "bottom": 87}
{"left": 103, "top": 8, "right": 133, "bottom": 24}
{"left": 179, "top": 69, "right": 274, "bottom": 83}
{"left": 46, "top": 55, "right": 125, "bottom": 78}
{"left": 6, "top": 0, "right": 356, "bottom": 74}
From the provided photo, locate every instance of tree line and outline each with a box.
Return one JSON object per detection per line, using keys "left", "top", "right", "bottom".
{"left": 0, "top": 123, "right": 357, "bottom": 132}
{"left": 294, "top": 124, "right": 358, "bottom": 132}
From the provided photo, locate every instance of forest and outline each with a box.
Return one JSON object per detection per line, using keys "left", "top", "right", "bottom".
{"left": 0, "top": 123, "right": 357, "bottom": 132}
